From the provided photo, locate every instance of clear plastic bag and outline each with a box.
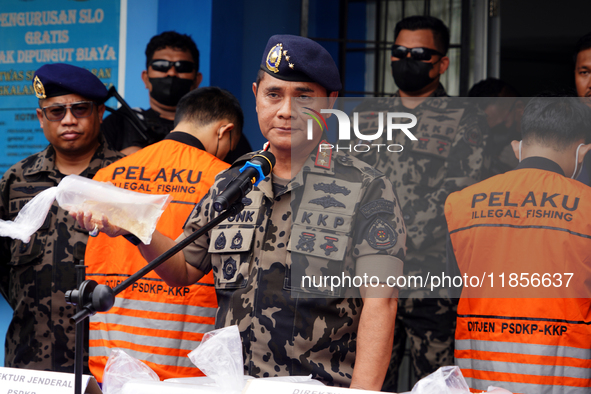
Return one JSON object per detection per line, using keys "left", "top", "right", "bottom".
{"left": 187, "top": 325, "right": 244, "bottom": 394}
{"left": 404, "top": 366, "right": 513, "bottom": 394}
{"left": 405, "top": 366, "right": 470, "bottom": 394}
{"left": 56, "top": 175, "right": 171, "bottom": 244}
{"left": 0, "top": 174, "right": 171, "bottom": 244}
{"left": 103, "top": 349, "right": 160, "bottom": 394}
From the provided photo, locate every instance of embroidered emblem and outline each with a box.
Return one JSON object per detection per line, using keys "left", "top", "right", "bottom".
{"left": 296, "top": 232, "right": 316, "bottom": 253}
{"left": 314, "top": 180, "right": 351, "bottom": 196}
{"left": 310, "top": 195, "right": 346, "bottom": 209}
{"left": 266, "top": 43, "right": 283, "bottom": 73}
{"left": 437, "top": 140, "right": 449, "bottom": 154}
{"left": 230, "top": 231, "right": 243, "bottom": 250}
{"left": 360, "top": 199, "right": 395, "bottom": 219}
{"left": 320, "top": 236, "right": 339, "bottom": 256}
{"left": 366, "top": 218, "right": 397, "bottom": 250}
{"left": 417, "top": 138, "right": 429, "bottom": 149}
{"left": 214, "top": 232, "right": 226, "bottom": 250}
{"left": 33, "top": 76, "right": 46, "bottom": 99}
{"left": 463, "top": 126, "right": 482, "bottom": 146}
{"left": 13, "top": 185, "right": 50, "bottom": 194}
{"left": 222, "top": 257, "right": 237, "bottom": 280}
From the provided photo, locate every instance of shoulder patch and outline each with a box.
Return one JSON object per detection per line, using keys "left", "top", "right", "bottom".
{"left": 366, "top": 218, "right": 397, "bottom": 250}
{"left": 360, "top": 199, "right": 395, "bottom": 219}
{"left": 463, "top": 125, "right": 482, "bottom": 146}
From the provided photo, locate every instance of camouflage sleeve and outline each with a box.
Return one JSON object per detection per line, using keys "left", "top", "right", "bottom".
{"left": 403, "top": 110, "right": 490, "bottom": 251}
{"left": 352, "top": 176, "right": 406, "bottom": 281}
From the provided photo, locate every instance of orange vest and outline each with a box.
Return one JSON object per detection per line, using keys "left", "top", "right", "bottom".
{"left": 85, "top": 134, "right": 229, "bottom": 382}
{"left": 445, "top": 158, "right": 591, "bottom": 393}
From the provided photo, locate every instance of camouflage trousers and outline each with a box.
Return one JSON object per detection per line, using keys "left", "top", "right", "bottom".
{"left": 382, "top": 255, "right": 458, "bottom": 392}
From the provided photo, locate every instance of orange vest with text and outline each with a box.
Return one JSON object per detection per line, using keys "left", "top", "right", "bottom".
{"left": 85, "top": 133, "right": 229, "bottom": 382}
{"left": 445, "top": 158, "right": 591, "bottom": 394}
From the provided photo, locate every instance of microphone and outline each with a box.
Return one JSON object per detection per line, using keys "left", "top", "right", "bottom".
{"left": 213, "top": 151, "right": 275, "bottom": 212}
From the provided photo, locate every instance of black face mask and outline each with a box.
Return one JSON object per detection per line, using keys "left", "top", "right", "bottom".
{"left": 149, "top": 76, "right": 193, "bottom": 106}
{"left": 391, "top": 58, "right": 436, "bottom": 93}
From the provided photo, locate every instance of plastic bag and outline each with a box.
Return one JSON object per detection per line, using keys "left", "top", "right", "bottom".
{"left": 405, "top": 366, "right": 470, "bottom": 394}
{"left": 0, "top": 186, "right": 58, "bottom": 244}
{"left": 103, "top": 349, "right": 159, "bottom": 394}
{"left": 0, "top": 174, "right": 171, "bottom": 244}
{"left": 404, "top": 366, "right": 513, "bottom": 394}
{"left": 187, "top": 325, "right": 244, "bottom": 394}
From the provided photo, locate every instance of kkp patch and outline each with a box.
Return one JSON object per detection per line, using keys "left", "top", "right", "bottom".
{"left": 366, "top": 218, "right": 397, "bottom": 250}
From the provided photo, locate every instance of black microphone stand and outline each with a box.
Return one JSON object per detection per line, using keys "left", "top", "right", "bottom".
{"left": 65, "top": 201, "right": 245, "bottom": 394}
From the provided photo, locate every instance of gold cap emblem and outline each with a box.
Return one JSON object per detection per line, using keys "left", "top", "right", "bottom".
{"left": 33, "top": 76, "right": 46, "bottom": 99}
{"left": 266, "top": 43, "right": 283, "bottom": 73}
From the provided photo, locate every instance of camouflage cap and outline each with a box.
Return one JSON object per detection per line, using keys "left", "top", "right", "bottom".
{"left": 260, "top": 34, "right": 342, "bottom": 93}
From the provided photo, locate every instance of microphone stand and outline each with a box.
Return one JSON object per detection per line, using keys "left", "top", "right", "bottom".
{"left": 65, "top": 201, "right": 245, "bottom": 394}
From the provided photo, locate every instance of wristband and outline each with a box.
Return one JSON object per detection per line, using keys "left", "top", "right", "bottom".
{"left": 123, "top": 233, "right": 142, "bottom": 246}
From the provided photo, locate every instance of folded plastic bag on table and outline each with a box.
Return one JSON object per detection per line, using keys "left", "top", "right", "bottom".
{"left": 402, "top": 366, "right": 513, "bottom": 394}
{"left": 120, "top": 326, "right": 323, "bottom": 394}
{"left": 0, "top": 174, "right": 170, "bottom": 244}
{"left": 102, "top": 349, "right": 159, "bottom": 394}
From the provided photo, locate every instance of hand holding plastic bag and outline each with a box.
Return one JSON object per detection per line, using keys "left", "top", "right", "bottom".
{"left": 188, "top": 325, "right": 244, "bottom": 394}
{"left": 0, "top": 174, "right": 170, "bottom": 244}
{"left": 103, "top": 349, "right": 159, "bottom": 394}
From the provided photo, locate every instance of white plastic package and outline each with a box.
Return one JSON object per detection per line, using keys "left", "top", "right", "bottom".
{"left": 0, "top": 174, "right": 171, "bottom": 244}
{"left": 103, "top": 349, "right": 159, "bottom": 394}
{"left": 404, "top": 366, "right": 513, "bottom": 394}
{"left": 187, "top": 325, "right": 244, "bottom": 394}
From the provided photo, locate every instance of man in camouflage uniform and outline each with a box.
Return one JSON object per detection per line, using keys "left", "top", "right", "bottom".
{"left": 0, "top": 63, "right": 123, "bottom": 372}
{"left": 353, "top": 16, "right": 490, "bottom": 391}
{"left": 76, "top": 35, "right": 406, "bottom": 389}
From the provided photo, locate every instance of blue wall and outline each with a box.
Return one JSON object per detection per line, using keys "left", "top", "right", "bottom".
{"left": 211, "top": 0, "right": 301, "bottom": 150}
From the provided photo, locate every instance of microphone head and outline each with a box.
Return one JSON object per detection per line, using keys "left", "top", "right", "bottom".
{"left": 251, "top": 151, "right": 276, "bottom": 176}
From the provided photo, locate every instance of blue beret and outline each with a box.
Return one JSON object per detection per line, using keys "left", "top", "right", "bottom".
{"left": 33, "top": 63, "right": 108, "bottom": 102}
{"left": 261, "top": 34, "right": 342, "bottom": 93}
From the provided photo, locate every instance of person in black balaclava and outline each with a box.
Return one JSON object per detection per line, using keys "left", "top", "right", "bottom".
{"left": 101, "top": 31, "right": 252, "bottom": 161}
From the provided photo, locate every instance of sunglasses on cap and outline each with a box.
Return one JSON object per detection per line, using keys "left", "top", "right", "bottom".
{"left": 149, "top": 59, "right": 196, "bottom": 73}
{"left": 391, "top": 45, "right": 444, "bottom": 61}
{"left": 41, "top": 101, "right": 95, "bottom": 122}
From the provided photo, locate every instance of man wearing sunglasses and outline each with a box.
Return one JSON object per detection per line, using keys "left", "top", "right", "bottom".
{"left": 353, "top": 15, "right": 490, "bottom": 391}
{"left": 0, "top": 63, "right": 123, "bottom": 373}
{"left": 101, "top": 31, "right": 203, "bottom": 156}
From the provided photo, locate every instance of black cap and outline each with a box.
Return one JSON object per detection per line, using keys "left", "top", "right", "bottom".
{"left": 260, "top": 34, "right": 342, "bottom": 93}
{"left": 33, "top": 63, "right": 108, "bottom": 102}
